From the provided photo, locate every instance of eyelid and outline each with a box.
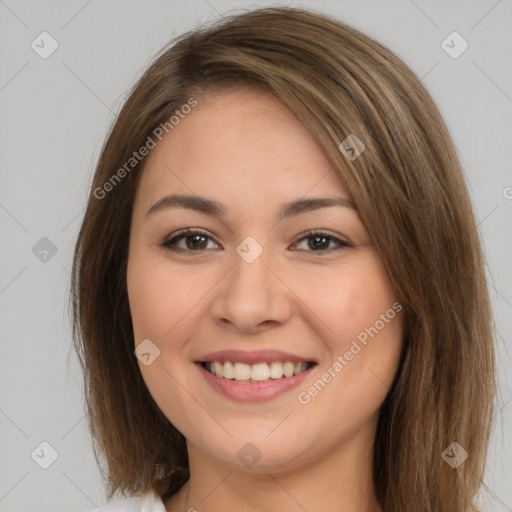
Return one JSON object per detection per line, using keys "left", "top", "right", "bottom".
{"left": 293, "top": 229, "right": 351, "bottom": 247}
{"left": 161, "top": 227, "right": 351, "bottom": 253}
{"left": 162, "top": 227, "right": 220, "bottom": 251}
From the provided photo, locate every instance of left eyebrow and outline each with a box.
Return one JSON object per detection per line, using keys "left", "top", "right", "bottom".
{"left": 144, "top": 194, "right": 356, "bottom": 220}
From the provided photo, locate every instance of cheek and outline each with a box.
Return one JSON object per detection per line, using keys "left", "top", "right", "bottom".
{"left": 126, "top": 253, "right": 202, "bottom": 431}
{"left": 295, "top": 261, "right": 403, "bottom": 432}
{"left": 127, "top": 262, "right": 170, "bottom": 343}
{"left": 304, "top": 255, "right": 400, "bottom": 351}
{"left": 127, "top": 252, "right": 201, "bottom": 344}
{"left": 302, "top": 253, "right": 404, "bottom": 411}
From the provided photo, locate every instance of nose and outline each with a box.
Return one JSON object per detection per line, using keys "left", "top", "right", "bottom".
{"left": 209, "top": 242, "right": 293, "bottom": 334}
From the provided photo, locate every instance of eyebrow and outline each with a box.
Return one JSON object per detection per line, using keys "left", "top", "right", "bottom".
{"left": 144, "top": 193, "right": 355, "bottom": 220}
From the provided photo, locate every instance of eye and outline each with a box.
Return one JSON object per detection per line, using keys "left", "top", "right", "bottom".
{"left": 161, "top": 228, "right": 220, "bottom": 252}
{"left": 291, "top": 230, "right": 351, "bottom": 254}
{"left": 161, "top": 228, "right": 351, "bottom": 254}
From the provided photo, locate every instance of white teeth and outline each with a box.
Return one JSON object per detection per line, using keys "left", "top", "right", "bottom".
{"left": 295, "top": 362, "right": 307, "bottom": 374}
{"left": 204, "top": 361, "right": 310, "bottom": 381}
{"left": 233, "top": 362, "right": 252, "bottom": 380}
{"left": 269, "top": 361, "right": 284, "bottom": 379}
{"left": 223, "top": 361, "right": 235, "bottom": 379}
{"left": 283, "top": 361, "right": 295, "bottom": 378}
{"left": 213, "top": 361, "right": 223, "bottom": 377}
{"left": 251, "top": 363, "right": 270, "bottom": 381}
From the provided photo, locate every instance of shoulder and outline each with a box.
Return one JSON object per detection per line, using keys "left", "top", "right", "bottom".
{"left": 83, "top": 487, "right": 166, "bottom": 512}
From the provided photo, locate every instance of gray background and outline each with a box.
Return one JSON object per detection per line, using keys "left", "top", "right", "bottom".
{"left": 0, "top": 0, "right": 511, "bottom": 511}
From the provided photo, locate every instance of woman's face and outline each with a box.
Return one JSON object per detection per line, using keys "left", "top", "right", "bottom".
{"left": 126, "top": 87, "right": 404, "bottom": 473}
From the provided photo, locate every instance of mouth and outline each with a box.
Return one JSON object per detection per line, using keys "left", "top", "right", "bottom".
{"left": 194, "top": 349, "right": 318, "bottom": 402}
{"left": 199, "top": 360, "right": 317, "bottom": 383}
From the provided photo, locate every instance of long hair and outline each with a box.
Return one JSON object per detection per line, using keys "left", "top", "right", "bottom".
{"left": 70, "top": 7, "right": 495, "bottom": 511}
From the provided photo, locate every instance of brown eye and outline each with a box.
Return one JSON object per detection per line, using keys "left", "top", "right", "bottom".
{"left": 292, "top": 231, "right": 351, "bottom": 253}
{"left": 161, "top": 228, "right": 350, "bottom": 255}
{"left": 162, "top": 228, "right": 220, "bottom": 252}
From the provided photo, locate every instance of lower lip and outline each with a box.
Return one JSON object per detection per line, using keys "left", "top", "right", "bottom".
{"left": 195, "top": 363, "right": 315, "bottom": 403}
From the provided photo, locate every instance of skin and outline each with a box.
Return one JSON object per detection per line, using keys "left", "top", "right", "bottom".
{"left": 126, "top": 87, "right": 404, "bottom": 512}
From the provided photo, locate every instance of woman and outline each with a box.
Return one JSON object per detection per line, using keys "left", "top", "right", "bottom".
{"left": 72, "top": 6, "right": 496, "bottom": 512}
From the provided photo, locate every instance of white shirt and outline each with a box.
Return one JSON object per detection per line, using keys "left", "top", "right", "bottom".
{"left": 84, "top": 487, "right": 166, "bottom": 512}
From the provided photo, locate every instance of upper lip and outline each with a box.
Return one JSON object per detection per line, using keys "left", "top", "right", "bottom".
{"left": 195, "top": 349, "right": 317, "bottom": 365}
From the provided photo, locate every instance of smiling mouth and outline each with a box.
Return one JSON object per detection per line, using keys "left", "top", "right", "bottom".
{"left": 200, "top": 361, "right": 316, "bottom": 383}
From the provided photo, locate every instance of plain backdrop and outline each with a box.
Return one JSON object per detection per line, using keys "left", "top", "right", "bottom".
{"left": 0, "top": 0, "right": 511, "bottom": 511}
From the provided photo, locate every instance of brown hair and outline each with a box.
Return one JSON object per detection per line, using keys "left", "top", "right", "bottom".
{"left": 70, "top": 6, "right": 495, "bottom": 511}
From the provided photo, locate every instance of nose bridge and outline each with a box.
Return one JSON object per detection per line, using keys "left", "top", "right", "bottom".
{"left": 210, "top": 234, "right": 291, "bottom": 331}
{"left": 229, "top": 234, "right": 276, "bottom": 299}
{"left": 235, "top": 234, "right": 267, "bottom": 266}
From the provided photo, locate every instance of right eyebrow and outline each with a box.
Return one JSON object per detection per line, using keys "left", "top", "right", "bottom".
{"left": 144, "top": 194, "right": 356, "bottom": 220}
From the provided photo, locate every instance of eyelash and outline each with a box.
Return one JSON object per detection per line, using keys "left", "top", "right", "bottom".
{"left": 161, "top": 228, "right": 351, "bottom": 255}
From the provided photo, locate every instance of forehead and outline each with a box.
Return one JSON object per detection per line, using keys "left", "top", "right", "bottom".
{"left": 135, "top": 87, "right": 349, "bottom": 210}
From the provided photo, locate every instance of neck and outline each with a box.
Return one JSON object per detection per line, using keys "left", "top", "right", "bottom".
{"left": 165, "top": 428, "right": 382, "bottom": 512}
